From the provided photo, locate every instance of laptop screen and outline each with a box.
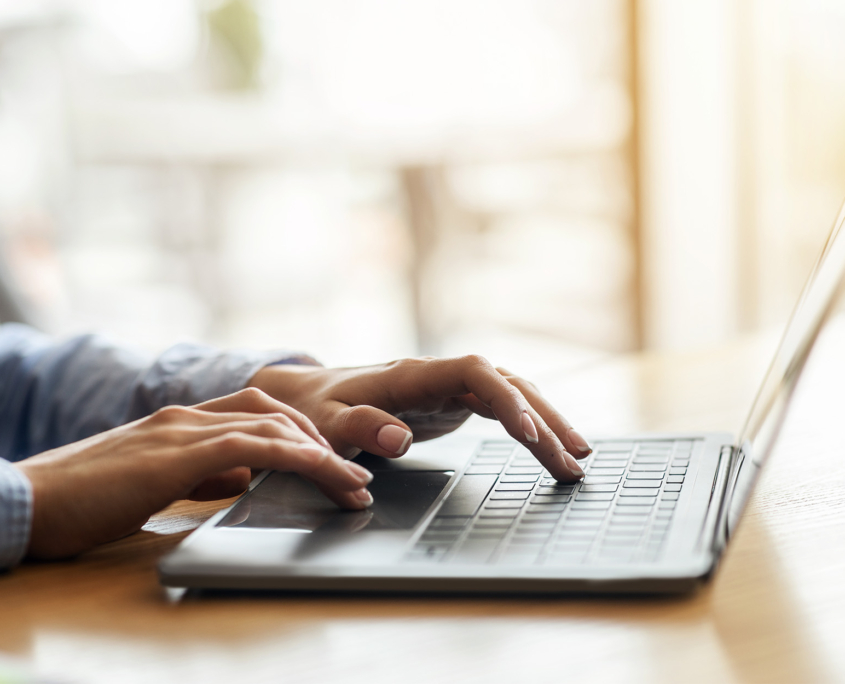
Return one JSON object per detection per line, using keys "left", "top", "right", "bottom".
{"left": 726, "top": 199, "right": 845, "bottom": 536}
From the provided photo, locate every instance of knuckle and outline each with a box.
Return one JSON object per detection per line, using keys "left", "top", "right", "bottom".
{"left": 151, "top": 404, "right": 194, "bottom": 424}
{"left": 462, "top": 354, "right": 492, "bottom": 370}
{"left": 339, "top": 405, "right": 371, "bottom": 436}
{"left": 267, "top": 411, "right": 295, "bottom": 427}
{"left": 299, "top": 445, "right": 331, "bottom": 470}
{"left": 234, "top": 386, "right": 271, "bottom": 408}
{"left": 257, "top": 418, "right": 286, "bottom": 435}
{"left": 217, "top": 431, "right": 250, "bottom": 450}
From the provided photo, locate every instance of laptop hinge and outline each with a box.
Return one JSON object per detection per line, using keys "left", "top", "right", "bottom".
{"left": 697, "top": 445, "right": 733, "bottom": 555}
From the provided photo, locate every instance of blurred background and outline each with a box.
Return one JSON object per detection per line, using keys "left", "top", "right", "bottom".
{"left": 0, "top": 0, "right": 843, "bottom": 375}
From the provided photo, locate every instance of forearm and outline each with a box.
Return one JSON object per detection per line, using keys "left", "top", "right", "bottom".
{"left": 0, "top": 323, "right": 317, "bottom": 461}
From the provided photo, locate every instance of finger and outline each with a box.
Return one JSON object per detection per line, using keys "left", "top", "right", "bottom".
{"left": 187, "top": 467, "right": 252, "bottom": 501}
{"left": 329, "top": 403, "right": 415, "bottom": 459}
{"left": 455, "top": 393, "right": 497, "bottom": 420}
{"left": 397, "top": 356, "right": 581, "bottom": 480}
{"left": 181, "top": 433, "right": 374, "bottom": 505}
{"left": 310, "top": 479, "right": 374, "bottom": 510}
{"left": 497, "top": 368, "right": 592, "bottom": 459}
{"left": 194, "top": 388, "right": 329, "bottom": 447}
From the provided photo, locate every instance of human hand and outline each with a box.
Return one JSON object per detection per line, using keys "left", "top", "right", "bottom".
{"left": 15, "top": 388, "right": 373, "bottom": 560}
{"left": 249, "top": 356, "right": 589, "bottom": 482}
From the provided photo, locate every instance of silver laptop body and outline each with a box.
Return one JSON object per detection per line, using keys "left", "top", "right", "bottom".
{"left": 159, "top": 200, "right": 845, "bottom": 595}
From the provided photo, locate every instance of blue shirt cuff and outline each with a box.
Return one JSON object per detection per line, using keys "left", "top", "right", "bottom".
{"left": 0, "top": 459, "right": 32, "bottom": 570}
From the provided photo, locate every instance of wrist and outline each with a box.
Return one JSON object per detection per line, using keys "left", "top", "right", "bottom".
{"left": 247, "top": 364, "right": 324, "bottom": 410}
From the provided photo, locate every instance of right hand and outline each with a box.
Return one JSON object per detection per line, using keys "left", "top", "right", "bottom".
{"left": 15, "top": 388, "right": 373, "bottom": 560}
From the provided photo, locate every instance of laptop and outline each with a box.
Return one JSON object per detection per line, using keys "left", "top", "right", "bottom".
{"left": 159, "top": 200, "right": 845, "bottom": 595}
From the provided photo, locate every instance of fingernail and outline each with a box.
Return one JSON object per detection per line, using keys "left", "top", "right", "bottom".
{"left": 521, "top": 411, "right": 539, "bottom": 444}
{"left": 319, "top": 435, "right": 331, "bottom": 448}
{"left": 562, "top": 450, "right": 585, "bottom": 478}
{"left": 376, "top": 424, "right": 413, "bottom": 455}
{"left": 345, "top": 461, "right": 374, "bottom": 485}
{"left": 353, "top": 488, "right": 374, "bottom": 506}
{"left": 568, "top": 428, "right": 592, "bottom": 454}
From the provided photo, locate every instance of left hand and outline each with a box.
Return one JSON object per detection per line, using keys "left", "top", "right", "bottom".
{"left": 249, "top": 355, "right": 589, "bottom": 482}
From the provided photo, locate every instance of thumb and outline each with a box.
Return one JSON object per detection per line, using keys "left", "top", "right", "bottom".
{"left": 331, "top": 404, "right": 414, "bottom": 459}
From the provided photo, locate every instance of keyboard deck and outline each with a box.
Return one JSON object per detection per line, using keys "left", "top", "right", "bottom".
{"left": 404, "top": 439, "right": 693, "bottom": 566}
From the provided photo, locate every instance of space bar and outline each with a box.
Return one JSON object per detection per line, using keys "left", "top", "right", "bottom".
{"left": 437, "top": 475, "right": 498, "bottom": 517}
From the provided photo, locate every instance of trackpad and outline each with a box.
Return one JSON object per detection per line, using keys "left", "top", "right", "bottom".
{"left": 217, "top": 470, "right": 453, "bottom": 534}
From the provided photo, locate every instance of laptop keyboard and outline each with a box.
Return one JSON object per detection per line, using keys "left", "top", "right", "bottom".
{"left": 404, "top": 439, "right": 693, "bottom": 566}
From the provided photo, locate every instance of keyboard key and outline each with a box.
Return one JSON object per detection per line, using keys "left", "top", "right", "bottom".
{"left": 666, "top": 475, "right": 685, "bottom": 484}
{"left": 484, "top": 501, "right": 525, "bottom": 511}
{"left": 655, "top": 510, "right": 673, "bottom": 518}
{"left": 553, "top": 531, "right": 596, "bottom": 543}
{"left": 593, "top": 452, "right": 632, "bottom": 461}
{"left": 479, "top": 509, "right": 521, "bottom": 518}
{"left": 571, "top": 501, "right": 611, "bottom": 510}
{"left": 490, "top": 491, "right": 531, "bottom": 500}
{"left": 473, "top": 456, "right": 509, "bottom": 464}
{"left": 536, "top": 486, "right": 575, "bottom": 496}
{"left": 626, "top": 472, "right": 664, "bottom": 480}
{"left": 663, "top": 483, "right": 682, "bottom": 492}
{"left": 495, "top": 483, "right": 535, "bottom": 492}
{"left": 672, "top": 458, "right": 690, "bottom": 466}
{"left": 610, "top": 516, "right": 649, "bottom": 525}
{"left": 540, "top": 477, "right": 577, "bottom": 487}
{"left": 563, "top": 518, "right": 603, "bottom": 528}
{"left": 633, "top": 456, "right": 670, "bottom": 464}
{"left": 474, "top": 519, "right": 513, "bottom": 529}
{"left": 567, "top": 512, "right": 606, "bottom": 522}
{"left": 478, "top": 440, "right": 516, "bottom": 454}
{"left": 661, "top": 492, "right": 680, "bottom": 501}
{"left": 623, "top": 480, "right": 662, "bottom": 488}
{"left": 669, "top": 467, "right": 688, "bottom": 476}
{"left": 640, "top": 442, "right": 673, "bottom": 450}
{"left": 527, "top": 503, "right": 566, "bottom": 513}
{"left": 583, "top": 475, "right": 622, "bottom": 485}
{"left": 629, "top": 464, "right": 667, "bottom": 472}
{"left": 588, "top": 468, "right": 625, "bottom": 476}
{"left": 576, "top": 492, "right": 615, "bottom": 502}
{"left": 604, "top": 525, "right": 644, "bottom": 535}
{"left": 430, "top": 517, "right": 470, "bottom": 529}
{"left": 658, "top": 501, "right": 677, "bottom": 510}
{"left": 517, "top": 519, "right": 556, "bottom": 529}
{"left": 613, "top": 505, "right": 651, "bottom": 515}
{"left": 595, "top": 442, "right": 634, "bottom": 452}
{"left": 579, "top": 484, "right": 618, "bottom": 493}
{"left": 500, "top": 475, "right": 540, "bottom": 484}
{"left": 506, "top": 466, "right": 543, "bottom": 475}
{"left": 616, "top": 498, "right": 655, "bottom": 506}
{"left": 531, "top": 495, "right": 571, "bottom": 504}
{"left": 524, "top": 514, "right": 560, "bottom": 523}
{"left": 467, "top": 530, "right": 507, "bottom": 541}
{"left": 619, "top": 489, "right": 659, "bottom": 497}
{"left": 589, "top": 459, "right": 628, "bottom": 469}
{"left": 466, "top": 466, "right": 504, "bottom": 475}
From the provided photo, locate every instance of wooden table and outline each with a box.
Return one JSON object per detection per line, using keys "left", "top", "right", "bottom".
{"left": 3, "top": 321, "right": 845, "bottom": 684}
